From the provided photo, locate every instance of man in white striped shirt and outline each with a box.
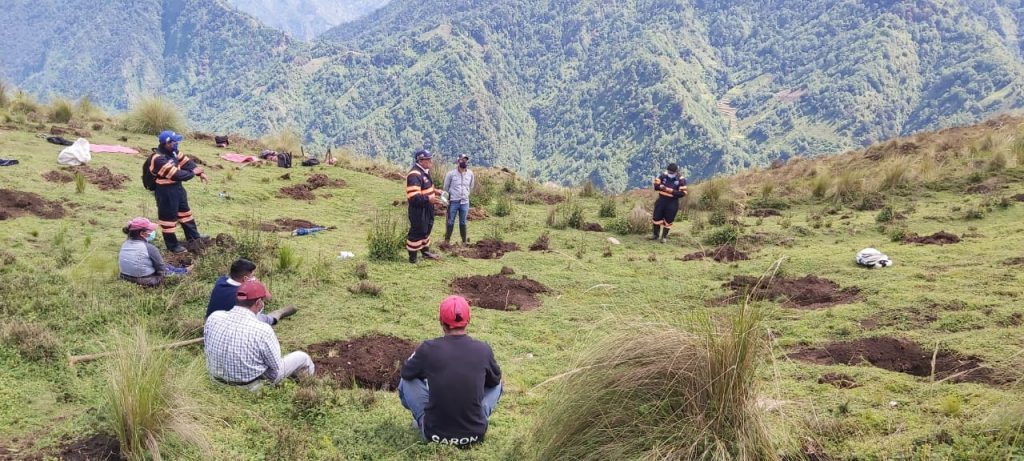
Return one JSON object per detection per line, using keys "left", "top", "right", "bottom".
{"left": 204, "top": 280, "right": 314, "bottom": 390}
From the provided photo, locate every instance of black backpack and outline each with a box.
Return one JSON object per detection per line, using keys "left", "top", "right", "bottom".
{"left": 142, "top": 149, "right": 158, "bottom": 191}
{"left": 277, "top": 152, "right": 292, "bottom": 168}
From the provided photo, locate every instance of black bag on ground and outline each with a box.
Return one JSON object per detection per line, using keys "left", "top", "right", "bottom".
{"left": 142, "top": 149, "right": 158, "bottom": 191}
{"left": 277, "top": 152, "right": 292, "bottom": 168}
{"left": 301, "top": 157, "right": 319, "bottom": 167}
{"left": 214, "top": 135, "right": 230, "bottom": 147}
{"left": 46, "top": 136, "right": 73, "bottom": 146}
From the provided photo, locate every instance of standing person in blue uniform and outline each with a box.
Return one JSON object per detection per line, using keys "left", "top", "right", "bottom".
{"left": 149, "top": 130, "right": 209, "bottom": 253}
{"left": 406, "top": 150, "right": 442, "bottom": 263}
{"left": 651, "top": 163, "right": 687, "bottom": 243}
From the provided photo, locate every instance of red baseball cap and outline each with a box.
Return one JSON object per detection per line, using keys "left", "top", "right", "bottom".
{"left": 439, "top": 295, "right": 471, "bottom": 328}
{"left": 127, "top": 217, "right": 158, "bottom": 232}
{"left": 237, "top": 280, "right": 271, "bottom": 301}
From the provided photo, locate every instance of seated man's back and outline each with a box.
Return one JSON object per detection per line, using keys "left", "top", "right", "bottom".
{"left": 204, "top": 307, "right": 280, "bottom": 384}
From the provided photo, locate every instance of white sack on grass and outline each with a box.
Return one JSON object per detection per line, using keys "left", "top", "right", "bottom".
{"left": 57, "top": 138, "right": 91, "bottom": 165}
{"left": 856, "top": 247, "right": 892, "bottom": 268}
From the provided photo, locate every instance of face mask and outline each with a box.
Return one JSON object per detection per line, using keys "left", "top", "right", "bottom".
{"left": 666, "top": 173, "right": 676, "bottom": 178}
{"left": 146, "top": 231, "right": 157, "bottom": 242}
{"left": 458, "top": 161, "right": 467, "bottom": 169}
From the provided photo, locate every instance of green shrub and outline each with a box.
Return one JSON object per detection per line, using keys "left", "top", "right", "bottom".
{"left": 697, "top": 177, "right": 729, "bottom": 210}
{"left": 606, "top": 205, "right": 650, "bottom": 235}
{"left": 126, "top": 96, "right": 186, "bottom": 134}
{"left": 747, "top": 196, "right": 789, "bottom": 210}
{"left": 431, "top": 161, "right": 450, "bottom": 187}
{"left": 598, "top": 197, "right": 617, "bottom": 218}
{"left": 531, "top": 306, "right": 775, "bottom": 460}
{"left": 939, "top": 395, "right": 962, "bottom": 417}
{"left": 963, "top": 207, "right": 985, "bottom": 220}
{"left": 105, "top": 327, "right": 207, "bottom": 461}
{"left": 708, "top": 210, "right": 728, "bottom": 227}
{"left": 503, "top": 176, "right": 518, "bottom": 193}
{"left": 77, "top": 96, "right": 103, "bottom": 119}
{"left": 811, "top": 173, "right": 831, "bottom": 199}
{"left": 276, "top": 245, "right": 301, "bottom": 273}
{"left": 485, "top": 222, "right": 505, "bottom": 242}
{"left": 366, "top": 213, "right": 405, "bottom": 262}
{"left": 74, "top": 172, "right": 86, "bottom": 194}
{"left": 987, "top": 151, "right": 1007, "bottom": 172}
{"left": 492, "top": 196, "right": 514, "bottom": 217}
{"left": 832, "top": 171, "right": 862, "bottom": 204}
{"left": 546, "top": 200, "right": 585, "bottom": 230}
{"left": 49, "top": 97, "right": 73, "bottom": 123}
{"left": 888, "top": 226, "right": 909, "bottom": 242}
{"left": 10, "top": 90, "right": 40, "bottom": 115}
{"left": 472, "top": 176, "right": 496, "bottom": 207}
{"left": 1, "top": 320, "right": 61, "bottom": 361}
{"left": 353, "top": 262, "right": 369, "bottom": 280}
{"left": 704, "top": 225, "right": 739, "bottom": 246}
{"left": 875, "top": 205, "right": 895, "bottom": 223}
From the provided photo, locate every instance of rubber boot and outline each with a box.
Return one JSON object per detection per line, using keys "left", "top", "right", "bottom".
{"left": 459, "top": 224, "right": 468, "bottom": 244}
{"left": 661, "top": 227, "right": 670, "bottom": 244}
{"left": 267, "top": 306, "right": 298, "bottom": 324}
{"left": 408, "top": 250, "right": 418, "bottom": 264}
{"left": 650, "top": 224, "right": 661, "bottom": 240}
{"left": 444, "top": 224, "right": 454, "bottom": 244}
{"left": 421, "top": 247, "right": 441, "bottom": 260}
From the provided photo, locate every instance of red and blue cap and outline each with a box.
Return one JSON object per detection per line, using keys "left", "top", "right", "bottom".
{"left": 439, "top": 295, "right": 470, "bottom": 328}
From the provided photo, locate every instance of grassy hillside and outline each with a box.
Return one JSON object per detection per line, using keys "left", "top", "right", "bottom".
{"left": 5, "top": 0, "right": 1024, "bottom": 192}
{"left": 0, "top": 107, "right": 1023, "bottom": 459}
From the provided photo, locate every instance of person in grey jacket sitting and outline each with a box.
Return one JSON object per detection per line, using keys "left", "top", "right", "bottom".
{"left": 118, "top": 217, "right": 190, "bottom": 287}
{"left": 443, "top": 154, "right": 475, "bottom": 244}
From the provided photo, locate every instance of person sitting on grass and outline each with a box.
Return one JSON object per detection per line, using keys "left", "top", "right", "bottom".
{"left": 118, "top": 217, "right": 189, "bottom": 287}
{"left": 204, "top": 280, "right": 314, "bottom": 390}
{"left": 206, "top": 258, "right": 296, "bottom": 324}
{"left": 399, "top": 295, "right": 502, "bottom": 446}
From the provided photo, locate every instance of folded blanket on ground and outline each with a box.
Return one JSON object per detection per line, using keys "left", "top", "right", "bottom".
{"left": 90, "top": 144, "right": 139, "bottom": 154}
{"left": 0, "top": 159, "right": 19, "bottom": 166}
{"left": 220, "top": 153, "right": 259, "bottom": 163}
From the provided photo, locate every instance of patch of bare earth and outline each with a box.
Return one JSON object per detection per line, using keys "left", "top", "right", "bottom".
{"left": 439, "top": 239, "right": 519, "bottom": 259}
{"left": 904, "top": 231, "right": 961, "bottom": 245}
{"left": 0, "top": 189, "right": 66, "bottom": 220}
{"left": 789, "top": 337, "right": 1006, "bottom": 384}
{"left": 307, "top": 335, "right": 416, "bottom": 391}
{"left": 680, "top": 245, "right": 749, "bottom": 263}
{"left": 451, "top": 272, "right": 549, "bottom": 311}
{"left": 720, "top": 275, "right": 860, "bottom": 309}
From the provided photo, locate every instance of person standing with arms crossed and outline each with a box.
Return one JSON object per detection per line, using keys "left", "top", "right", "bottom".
{"left": 149, "top": 130, "right": 209, "bottom": 253}
{"left": 443, "top": 154, "right": 475, "bottom": 245}
{"left": 651, "top": 163, "right": 687, "bottom": 243}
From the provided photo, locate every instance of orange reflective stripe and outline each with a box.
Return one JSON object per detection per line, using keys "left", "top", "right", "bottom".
{"left": 406, "top": 186, "right": 422, "bottom": 192}
{"left": 421, "top": 187, "right": 435, "bottom": 195}
{"left": 179, "top": 216, "right": 194, "bottom": 223}
{"left": 653, "top": 178, "right": 661, "bottom": 185}
{"left": 158, "top": 163, "right": 174, "bottom": 175}
{"left": 155, "top": 178, "right": 176, "bottom": 185}
{"left": 662, "top": 222, "right": 673, "bottom": 228}
{"left": 407, "top": 170, "right": 421, "bottom": 177}
{"left": 653, "top": 219, "right": 666, "bottom": 225}
{"left": 179, "top": 155, "right": 191, "bottom": 164}
{"left": 659, "top": 191, "right": 674, "bottom": 197}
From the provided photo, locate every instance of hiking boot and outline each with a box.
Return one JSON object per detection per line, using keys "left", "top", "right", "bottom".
{"left": 660, "top": 238, "right": 667, "bottom": 244}
{"left": 421, "top": 250, "right": 441, "bottom": 261}
{"left": 170, "top": 245, "right": 188, "bottom": 254}
{"left": 267, "top": 306, "right": 298, "bottom": 324}
{"left": 408, "top": 251, "right": 418, "bottom": 264}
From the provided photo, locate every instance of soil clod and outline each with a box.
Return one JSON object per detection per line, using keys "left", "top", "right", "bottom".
{"left": 307, "top": 335, "right": 417, "bottom": 391}
{"left": 966, "top": 184, "right": 992, "bottom": 194}
{"left": 468, "top": 207, "right": 488, "bottom": 220}
{"left": 41, "top": 166, "right": 130, "bottom": 190}
{"left": 904, "top": 231, "right": 960, "bottom": 245}
{"left": 1013, "top": 194, "right": 1024, "bottom": 202}
{"left": 243, "top": 218, "right": 321, "bottom": 232}
{"left": 451, "top": 273, "right": 550, "bottom": 311}
{"left": 790, "top": 337, "right": 1005, "bottom": 384}
{"left": 748, "top": 208, "right": 782, "bottom": 217}
{"left": 720, "top": 275, "right": 860, "bottom": 309}
{"left": 529, "top": 234, "right": 550, "bottom": 251}
{"left": 581, "top": 222, "right": 604, "bottom": 232}
{"left": 818, "top": 372, "right": 859, "bottom": 389}
{"left": 680, "top": 245, "right": 749, "bottom": 263}
{"left": 0, "top": 189, "right": 66, "bottom": 220}
{"left": 56, "top": 434, "right": 124, "bottom": 461}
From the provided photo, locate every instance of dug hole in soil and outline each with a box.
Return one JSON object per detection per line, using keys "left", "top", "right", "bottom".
{"left": 42, "top": 165, "right": 129, "bottom": 190}
{"left": 0, "top": 189, "right": 66, "bottom": 220}
{"left": 307, "top": 335, "right": 417, "bottom": 391}
{"left": 242, "top": 218, "right": 322, "bottom": 232}
{"left": 720, "top": 275, "right": 860, "bottom": 309}
{"left": 439, "top": 239, "right": 519, "bottom": 259}
{"left": 680, "top": 245, "right": 749, "bottom": 263}
{"left": 903, "top": 231, "right": 960, "bottom": 245}
{"left": 56, "top": 434, "right": 123, "bottom": 461}
{"left": 451, "top": 270, "right": 550, "bottom": 311}
{"left": 789, "top": 337, "right": 1006, "bottom": 385}
{"left": 279, "top": 173, "right": 346, "bottom": 200}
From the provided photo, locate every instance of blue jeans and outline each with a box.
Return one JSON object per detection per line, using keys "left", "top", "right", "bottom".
{"left": 398, "top": 378, "right": 502, "bottom": 439}
{"left": 447, "top": 201, "right": 470, "bottom": 226}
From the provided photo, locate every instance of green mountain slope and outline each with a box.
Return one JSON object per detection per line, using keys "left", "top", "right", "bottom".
{"left": 223, "top": 0, "right": 390, "bottom": 41}
{"left": 3, "top": 0, "right": 1024, "bottom": 191}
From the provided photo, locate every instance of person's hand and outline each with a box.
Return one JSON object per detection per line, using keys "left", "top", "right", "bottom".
{"left": 199, "top": 173, "right": 210, "bottom": 184}
{"left": 428, "top": 195, "right": 441, "bottom": 205}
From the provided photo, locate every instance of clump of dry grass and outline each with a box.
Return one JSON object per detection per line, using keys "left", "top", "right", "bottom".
{"left": 105, "top": 326, "right": 208, "bottom": 461}
{"left": 348, "top": 280, "right": 381, "bottom": 297}
{"left": 262, "top": 127, "right": 302, "bottom": 154}
{"left": 1, "top": 320, "right": 62, "bottom": 360}
{"left": 531, "top": 304, "right": 780, "bottom": 460}
{"left": 125, "top": 96, "right": 187, "bottom": 134}
{"left": 831, "top": 171, "right": 862, "bottom": 204}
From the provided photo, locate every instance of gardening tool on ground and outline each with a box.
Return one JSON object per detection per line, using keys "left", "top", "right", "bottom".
{"left": 68, "top": 337, "right": 204, "bottom": 366}
{"left": 267, "top": 305, "right": 298, "bottom": 323}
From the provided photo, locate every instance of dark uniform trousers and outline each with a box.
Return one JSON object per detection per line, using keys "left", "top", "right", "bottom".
{"left": 156, "top": 184, "right": 200, "bottom": 250}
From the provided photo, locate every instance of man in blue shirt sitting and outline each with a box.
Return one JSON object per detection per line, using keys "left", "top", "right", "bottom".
{"left": 206, "top": 258, "right": 296, "bottom": 324}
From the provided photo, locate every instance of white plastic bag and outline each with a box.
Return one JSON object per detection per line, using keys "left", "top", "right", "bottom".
{"left": 57, "top": 138, "right": 91, "bottom": 165}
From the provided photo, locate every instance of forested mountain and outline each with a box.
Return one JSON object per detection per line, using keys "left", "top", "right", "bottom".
{"left": 2, "top": 0, "right": 1024, "bottom": 190}
{"left": 224, "top": 0, "right": 390, "bottom": 40}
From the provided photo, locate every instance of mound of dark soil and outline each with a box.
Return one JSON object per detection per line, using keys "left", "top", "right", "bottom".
{"left": 307, "top": 335, "right": 417, "bottom": 391}
{"left": 818, "top": 372, "right": 859, "bottom": 389}
{"left": 904, "top": 231, "right": 960, "bottom": 245}
{"left": 42, "top": 166, "right": 130, "bottom": 190}
{"left": 680, "top": 245, "right": 750, "bottom": 263}
{"left": 748, "top": 208, "right": 782, "bottom": 217}
{"left": 1005, "top": 257, "right": 1024, "bottom": 266}
{"left": 0, "top": 189, "right": 66, "bottom": 220}
{"left": 581, "top": 222, "right": 604, "bottom": 232}
{"left": 56, "top": 434, "right": 123, "bottom": 461}
{"left": 789, "top": 337, "right": 1004, "bottom": 384}
{"left": 966, "top": 184, "right": 993, "bottom": 194}
{"left": 1013, "top": 194, "right": 1024, "bottom": 202}
{"left": 441, "top": 239, "right": 520, "bottom": 259}
{"left": 279, "top": 174, "right": 346, "bottom": 200}
{"left": 721, "top": 275, "right": 860, "bottom": 309}
{"left": 529, "top": 234, "right": 550, "bottom": 251}
{"left": 246, "top": 218, "right": 321, "bottom": 232}
{"left": 468, "top": 207, "right": 488, "bottom": 220}
{"left": 451, "top": 273, "right": 550, "bottom": 311}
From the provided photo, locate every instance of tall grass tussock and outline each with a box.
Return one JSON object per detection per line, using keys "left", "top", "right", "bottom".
{"left": 126, "top": 96, "right": 186, "bottom": 135}
{"left": 531, "top": 304, "right": 778, "bottom": 460}
{"left": 367, "top": 212, "right": 405, "bottom": 261}
{"left": 49, "top": 97, "right": 74, "bottom": 123}
{"left": 105, "top": 326, "right": 207, "bottom": 461}
{"left": 262, "top": 127, "right": 302, "bottom": 154}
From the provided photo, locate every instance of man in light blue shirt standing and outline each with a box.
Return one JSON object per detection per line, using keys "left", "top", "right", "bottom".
{"left": 443, "top": 154, "right": 475, "bottom": 244}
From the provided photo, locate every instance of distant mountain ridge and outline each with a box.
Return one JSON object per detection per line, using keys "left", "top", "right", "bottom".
{"left": 2, "top": 0, "right": 1024, "bottom": 190}
{"left": 223, "top": 0, "right": 390, "bottom": 41}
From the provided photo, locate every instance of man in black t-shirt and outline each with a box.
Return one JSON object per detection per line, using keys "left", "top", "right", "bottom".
{"left": 399, "top": 295, "right": 502, "bottom": 446}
